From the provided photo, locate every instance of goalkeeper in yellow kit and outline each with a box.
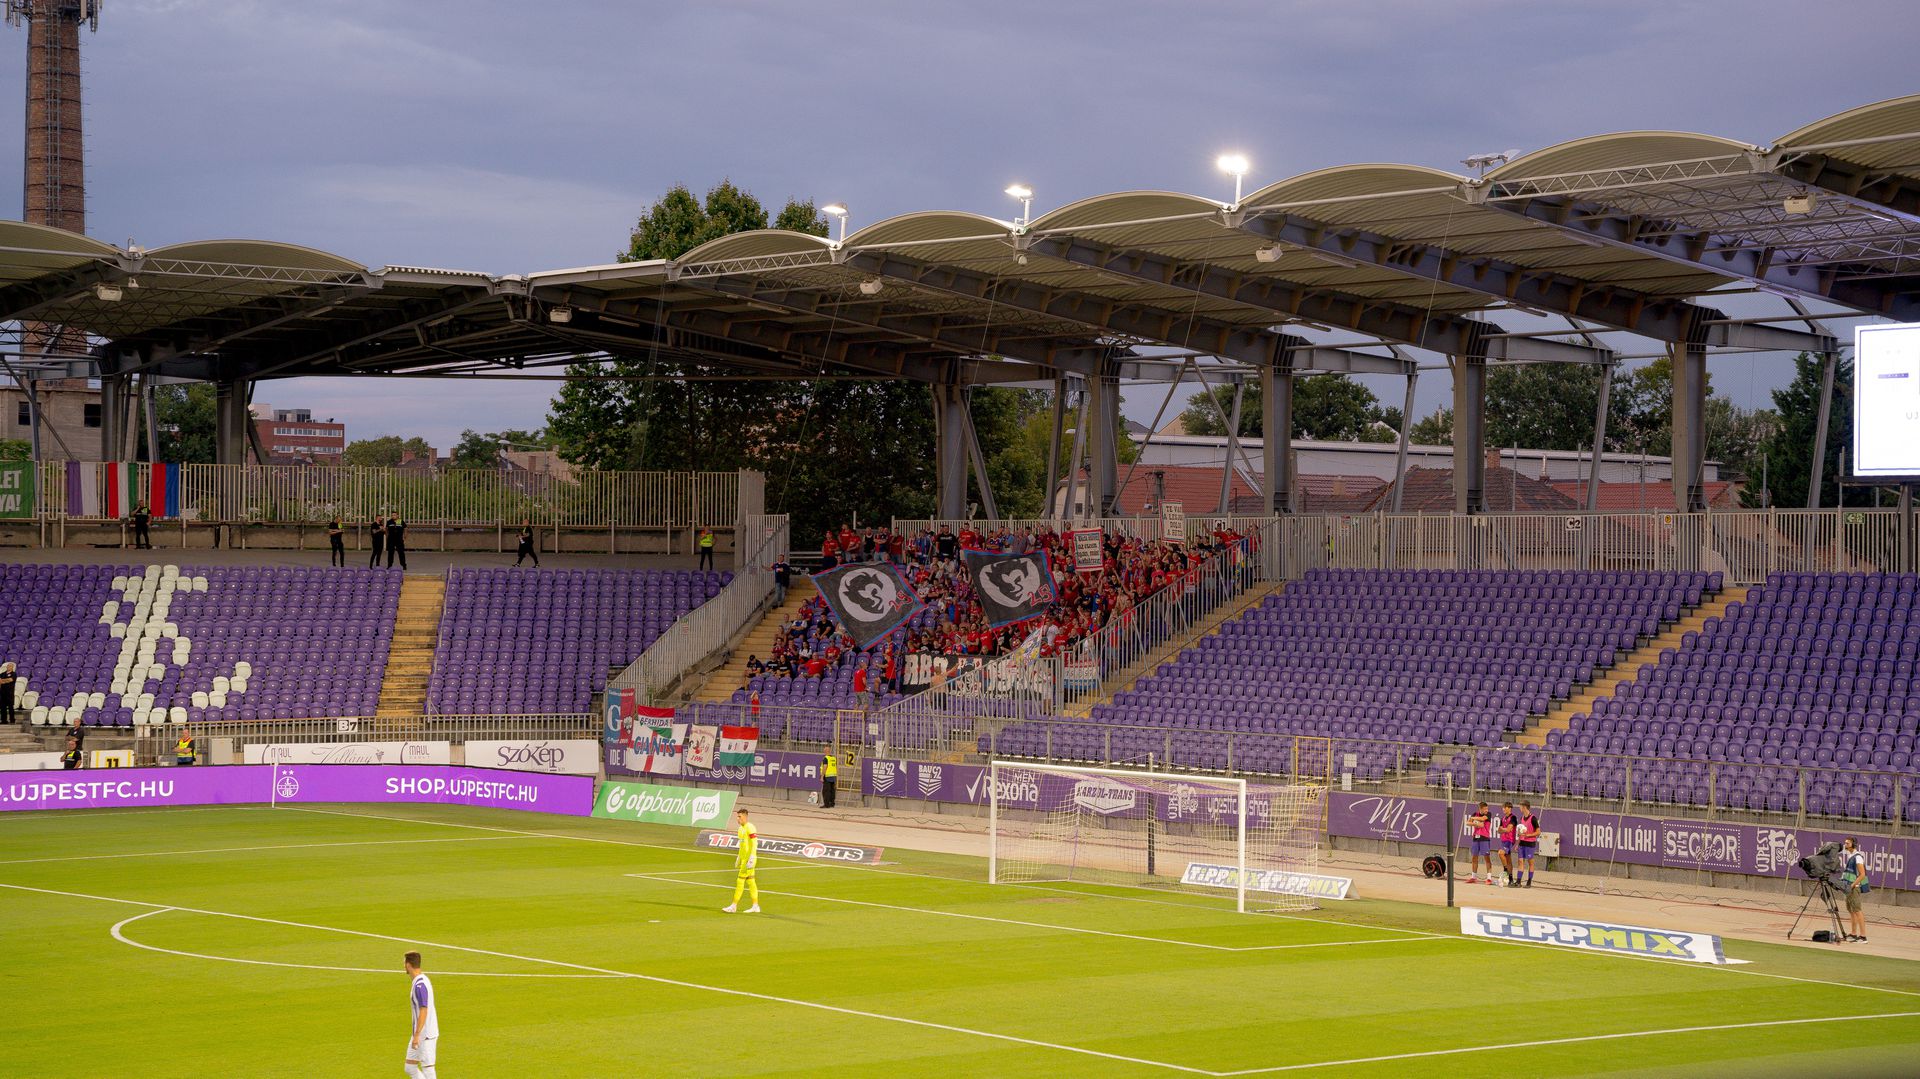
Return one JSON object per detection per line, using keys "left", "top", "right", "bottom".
{"left": 721, "top": 806, "right": 761, "bottom": 913}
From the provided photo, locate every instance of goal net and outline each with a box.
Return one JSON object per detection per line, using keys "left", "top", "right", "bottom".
{"left": 987, "top": 761, "right": 1327, "bottom": 913}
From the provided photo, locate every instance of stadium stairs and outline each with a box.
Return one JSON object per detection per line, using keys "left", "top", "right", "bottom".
{"left": 691, "top": 577, "right": 818, "bottom": 704}
{"left": 1061, "top": 581, "right": 1287, "bottom": 718}
{"left": 375, "top": 574, "right": 446, "bottom": 721}
{"left": 1515, "top": 584, "right": 1751, "bottom": 747}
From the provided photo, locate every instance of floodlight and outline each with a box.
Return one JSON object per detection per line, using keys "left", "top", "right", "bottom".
{"left": 1253, "top": 244, "right": 1284, "bottom": 263}
{"left": 1005, "top": 183, "right": 1034, "bottom": 227}
{"left": 548, "top": 305, "right": 574, "bottom": 324}
{"left": 1783, "top": 193, "right": 1818, "bottom": 215}
{"left": 858, "top": 279, "right": 885, "bottom": 296}
{"left": 1216, "top": 153, "right": 1251, "bottom": 206}
{"left": 822, "top": 203, "right": 849, "bottom": 243}
{"left": 93, "top": 283, "right": 124, "bottom": 303}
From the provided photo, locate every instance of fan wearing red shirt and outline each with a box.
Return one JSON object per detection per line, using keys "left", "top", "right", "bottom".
{"left": 852, "top": 665, "right": 872, "bottom": 712}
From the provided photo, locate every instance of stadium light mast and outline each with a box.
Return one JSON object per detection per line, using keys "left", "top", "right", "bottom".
{"left": 1461, "top": 149, "right": 1519, "bottom": 178}
{"left": 822, "top": 203, "right": 849, "bottom": 244}
{"left": 1216, "top": 153, "right": 1250, "bottom": 207}
{"left": 1005, "top": 184, "right": 1033, "bottom": 228}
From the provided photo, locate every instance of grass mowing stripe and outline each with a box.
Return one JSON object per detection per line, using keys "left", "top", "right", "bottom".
{"left": 625, "top": 873, "right": 1451, "bottom": 954}
{"left": 1211, "top": 1011, "right": 1920, "bottom": 1074}
{"left": 2, "top": 881, "right": 1217, "bottom": 1076}
{"left": 108, "top": 908, "right": 624, "bottom": 978}
{"left": 0, "top": 834, "right": 532, "bottom": 865}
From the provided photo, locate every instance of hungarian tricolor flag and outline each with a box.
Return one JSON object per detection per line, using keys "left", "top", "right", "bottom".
{"left": 636, "top": 704, "right": 677, "bottom": 741}
{"left": 717, "top": 726, "right": 759, "bottom": 766}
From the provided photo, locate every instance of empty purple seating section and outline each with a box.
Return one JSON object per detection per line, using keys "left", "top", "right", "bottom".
{"left": 994, "top": 568, "right": 1709, "bottom": 776}
{"left": 0, "top": 563, "right": 398, "bottom": 725}
{"left": 1475, "top": 572, "right": 1920, "bottom": 821}
{"left": 428, "top": 568, "right": 728, "bottom": 715}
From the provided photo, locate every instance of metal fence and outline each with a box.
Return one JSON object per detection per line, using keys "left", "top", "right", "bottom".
{"left": 893, "top": 508, "right": 1915, "bottom": 585}
{"left": 139, "top": 713, "right": 598, "bottom": 766}
{"left": 611, "top": 514, "right": 791, "bottom": 701}
{"left": 26, "top": 461, "right": 747, "bottom": 528}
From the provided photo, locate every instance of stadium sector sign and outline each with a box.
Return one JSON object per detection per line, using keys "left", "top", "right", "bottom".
{"left": 593, "top": 780, "right": 736, "bottom": 828}
{"left": 1462, "top": 908, "right": 1730, "bottom": 965}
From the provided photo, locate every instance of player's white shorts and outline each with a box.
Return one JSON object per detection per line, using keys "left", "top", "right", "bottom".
{"left": 405, "top": 1036, "right": 437, "bottom": 1067}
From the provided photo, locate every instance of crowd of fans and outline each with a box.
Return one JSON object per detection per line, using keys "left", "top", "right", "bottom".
{"left": 743, "top": 523, "right": 1252, "bottom": 700}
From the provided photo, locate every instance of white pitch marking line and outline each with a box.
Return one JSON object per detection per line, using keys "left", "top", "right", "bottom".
{"left": 0, "top": 835, "right": 532, "bottom": 865}
{"left": 1211, "top": 1011, "right": 1920, "bottom": 1074}
{"left": 1, "top": 881, "right": 1212, "bottom": 1077}
{"left": 109, "top": 908, "right": 621, "bottom": 979}
{"left": 632, "top": 866, "right": 840, "bottom": 877}
{"left": 623, "top": 874, "right": 1444, "bottom": 954}
{"left": 270, "top": 807, "right": 1920, "bottom": 1001}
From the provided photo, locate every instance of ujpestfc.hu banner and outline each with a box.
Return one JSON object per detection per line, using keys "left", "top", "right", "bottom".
{"left": 593, "top": 780, "right": 736, "bottom": 828}
{"left": 1461, "top": 907, "right": 1732, "bottom": 965}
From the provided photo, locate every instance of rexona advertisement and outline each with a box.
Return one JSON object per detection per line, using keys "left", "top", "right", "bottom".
{"left": 1461, "top": 908, "right": 1731, "bottom": 965}
{"left": 463, "top": 739, "right": 600, "bottom": 775}
{"left": 695, "top": 829, "right": 885, "bottom": 865}
{"left": 1180, "top": 863, "right": 1354, "bottom": 900}
{"left": 0, "top": 764, "right": 595, "bottom": 815}
{"left": 593, "top": 780, "right": 736, "bottom": 828}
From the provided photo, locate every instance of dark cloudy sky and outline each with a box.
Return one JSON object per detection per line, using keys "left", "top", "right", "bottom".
{"left": 4, "top": 0, "right": 1912, "bottom": 449}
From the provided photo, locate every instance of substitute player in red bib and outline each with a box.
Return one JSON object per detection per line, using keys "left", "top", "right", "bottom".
{"left": 1497, "top": 801, "right": 1518, "bottom": 886}
{"left": 1514, "top": 802, "right": 1541, "bottom": 888}
{"left": 1466, "top": 802, "right": 1494, "bottom": 884}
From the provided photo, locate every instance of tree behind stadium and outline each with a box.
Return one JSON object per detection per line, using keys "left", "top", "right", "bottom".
{"left": 545, "top": 181, "right": 1051, "bottom": 541}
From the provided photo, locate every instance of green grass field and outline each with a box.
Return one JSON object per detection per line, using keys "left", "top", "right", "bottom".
{"left": 3, "top": 803, "right": 1918, "bottom": 1078}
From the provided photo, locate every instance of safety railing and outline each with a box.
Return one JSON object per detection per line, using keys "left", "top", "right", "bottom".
{"left": 610, "top": 514, "right": 791, "bottom": 701}
{"left": 889, "top": 508, "right": 1915, "bottom": 585}
{"left": 134, "top": 713, "right": 598, "bottom": 766}
{"left": 24, "top": 461, "right": 749, "bottom": 528}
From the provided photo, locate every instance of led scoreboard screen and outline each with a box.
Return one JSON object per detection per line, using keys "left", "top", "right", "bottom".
{"left": 1853, "top": 322, "right": 1920, "bottom": 480}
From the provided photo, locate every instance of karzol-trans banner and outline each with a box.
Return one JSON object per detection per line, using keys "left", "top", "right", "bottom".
{"left": 1461, "top": 908, "right": 1730, "bottom": 964}
{"left": 592, "top": 780, "right": 736, "bottom": 828}
{"left": 695, "top": 829, "right": 884, "bottom": 864}
{"left": 1180, "top": 863, "right": 1353, "bottom": 900}
{"left": 0, "top": 764, "right": 594, "bottom": 815}
{"left": 242, "top": 741, "right": 450, "bottom": 766}
{"left": 463, "top": 739, "right": 600, "bottom": 775}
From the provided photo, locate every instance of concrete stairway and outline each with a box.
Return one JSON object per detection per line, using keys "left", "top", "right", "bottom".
{"left": 375, "top": 574, "right": 447, "bottom": 719}
{"left": 1515, "top": 585, "right": 1751, "bottom": 747}
{"left": 1061, "top": 581, "right": 1285, "bottom": 718}
{"left": 691, "top": 578, "right": 818, "bottom": 704}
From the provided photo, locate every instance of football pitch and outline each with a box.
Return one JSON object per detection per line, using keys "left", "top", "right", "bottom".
{"left": 4, "top": 804, "right": 1918, "bottom": 1078}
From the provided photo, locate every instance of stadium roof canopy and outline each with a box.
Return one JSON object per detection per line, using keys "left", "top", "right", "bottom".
{"left": 4, "top": 93, "right": 1916, "bottom": 389}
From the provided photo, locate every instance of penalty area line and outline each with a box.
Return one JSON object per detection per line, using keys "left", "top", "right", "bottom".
{"left": 623, "top": 874, "right": 1451, "bottom": 954}
{"left": 0, "top": 880, "right": 1214, "bottom": 1076}
{"left": 0, "top": 834, "right": 532, "bottom": 865}
{"left": 1210, "top": 1010, "right": 1920, "bottom": 1074}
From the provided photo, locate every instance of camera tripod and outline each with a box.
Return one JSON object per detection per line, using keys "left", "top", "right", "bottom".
{"left": 1787, "top": 877, "right": 1848, "bottom": 943}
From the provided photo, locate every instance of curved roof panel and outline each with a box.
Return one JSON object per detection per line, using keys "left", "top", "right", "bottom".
{"left": 1774, "top": 94, "right": 1920, "bottom": 177}
{"left": 1028, "top": 191, "right": 1221, "bottom": 233}
{"left": 143, "top": 239, "right": 365, "bottom": 274}
{"left": 0, "top": 220, "right": 119, "bottom": 290}
{"left": 1243, "top": 163, "right": 1462, "bottom": 211}
{"left": 847, "top": 210, "right": 1008, "bottom": 248}
{"left": 675, "top": 229, "right": 833, "bottom": 267}
{"left": 1487, "top": 131, "right": 1754, "bottom": 182}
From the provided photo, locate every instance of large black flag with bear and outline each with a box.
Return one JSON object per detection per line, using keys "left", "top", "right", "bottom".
{"left": 963, "top": 548, "right": 1056, "bottom": 628}
{"left": 812, "top": 562, "right": 925, "bottom": 651}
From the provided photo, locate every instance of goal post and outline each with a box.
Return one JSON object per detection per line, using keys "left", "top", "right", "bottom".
{"left": 987, "top": 760, "right": 1326, "bottom": 913}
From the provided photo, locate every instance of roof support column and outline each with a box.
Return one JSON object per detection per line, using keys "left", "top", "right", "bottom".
{"left": 214, "top": 379, "right": 251, "bottom": 467}
{"left": 1807, "top": 350, "right": 1837, "bottom": 509}
{"left": 98, "top": 373, "right": 128, "bottom": 462}
{"left": 1085, "top": 369, "right": 1119, "bottom": 518}
{"left": 933, "top": 381, "right": 969, "bottom": 521}
{"left": 1451, "top": 355, "right": 1486, "bottom": 514}
{"left": 1260, "top": 364, "right": 1294, "bottom": 514}
{"left": 1671, "top": 340, "right": 1707, "bottom": 513}
{"left": 960, "top": 389, "right": 999, "bottom": 522}
{"left": 1219, "top": 382, "right": 1245, "bottom": 514}
{"left": 142, "top": 375, "right": 160, "bottom": 465}
{"left": 1043, "top": 376, "right": 1065, "bottom": 519}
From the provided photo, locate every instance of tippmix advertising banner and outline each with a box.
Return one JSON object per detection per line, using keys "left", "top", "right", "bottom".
{"left": 1461, "top": 907, "right": 1731, "bottom": 965}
